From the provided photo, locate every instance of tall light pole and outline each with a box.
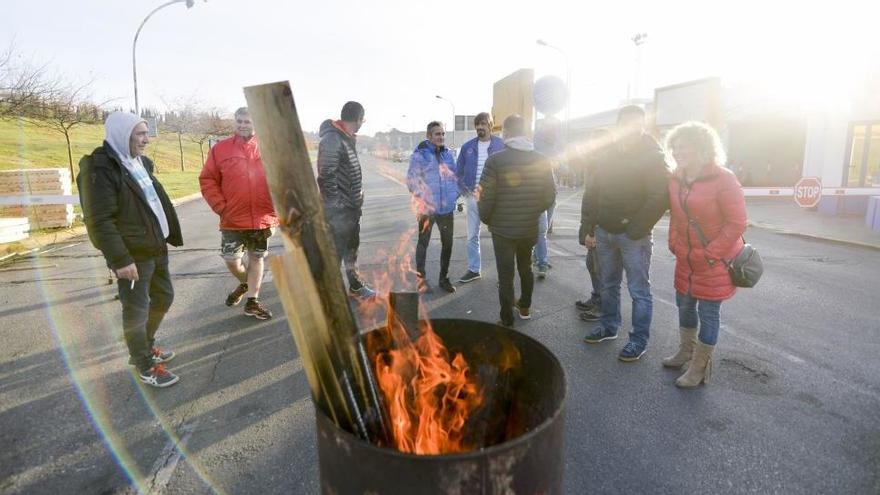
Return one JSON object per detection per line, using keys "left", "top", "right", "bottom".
{"left": 629, "top": 32, "right": 648, "bottom": 102}
{"left": 536, "top": 39, "right": 571, "bottom": 154}
{"left": 132, "top": 0, "right": 204, "bottom": 116}
{"left": 435, "top": 95, "right": 455, "bottom": 148}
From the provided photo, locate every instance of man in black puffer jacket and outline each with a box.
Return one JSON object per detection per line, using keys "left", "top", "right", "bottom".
{"left": 478, "top": 114, "right": 556, "bottom": 327}
{"left": 317, "top": 101, "right": 375, "bottom": 298}
{"left": 77, "top": 112, "right": 183, "bottom": 388}
{"left": 581, "top": 105, "right": 671, "bottom": 362}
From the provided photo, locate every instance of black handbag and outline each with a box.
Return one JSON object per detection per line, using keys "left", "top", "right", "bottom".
{"left": 679, "top": 187, "right": 763, "bottom": 288}
{"left": 725, "top": 242, "right": 763, "bottom": 288}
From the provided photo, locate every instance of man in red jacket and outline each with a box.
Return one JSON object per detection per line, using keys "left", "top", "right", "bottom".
{"left": 199, "top": 107, "right": 278, "bottom": 319}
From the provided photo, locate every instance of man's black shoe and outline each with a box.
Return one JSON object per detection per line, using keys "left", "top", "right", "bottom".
{"left": 438, "top": 278, "right": 456, "bottom": 293}
{"left": 226, "top": 283, "right": 248, "bottom": 306}
{"left": 458, "top": 271, "right": 481, "bottom": 284}
{"left": 579, "top": 308, "right": 601, "bottom": 322}
{"left": 349, "top": 284, "right": 377, "bottom": 299}
{"left": 575, "top": 298, "right": 600, "bottom": 312}
{"left": 244, "top": 298, "right": 273, "bottom": 320}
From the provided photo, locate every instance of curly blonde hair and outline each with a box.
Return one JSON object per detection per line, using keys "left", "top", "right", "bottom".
{"left": 665, "top": 121, "right": 727, "bottom": 167}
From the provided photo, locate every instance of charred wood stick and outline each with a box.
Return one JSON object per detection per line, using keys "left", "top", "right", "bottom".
{"left": 245, "top": 81, "right": 389, "bottom": 444}
{"left": 389, "top": 291, "right": 421, "bottom": 343}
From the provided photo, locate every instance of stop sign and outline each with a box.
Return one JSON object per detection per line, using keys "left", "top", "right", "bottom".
{"left": 794, "top": 177, "right": 823, "bottom": 208}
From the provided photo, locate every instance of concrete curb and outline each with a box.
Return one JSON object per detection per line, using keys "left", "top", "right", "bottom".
{"left": 171, "top": 192, "right": 204, "bottom": 207}
{"left": 748, "top": 220, "right": 880, "bottom": 251}
{"left": 0, "top": 193, "right": 205, "bottom": 260}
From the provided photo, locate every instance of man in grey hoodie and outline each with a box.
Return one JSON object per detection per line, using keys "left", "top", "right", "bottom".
{"left": 77, "top": 112, "right": 183, "bottom": 388}
{"left": 478, "top": 115, "right": 556, "bottom": 327}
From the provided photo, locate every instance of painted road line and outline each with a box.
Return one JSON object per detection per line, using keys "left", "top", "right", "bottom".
{"left": 654, "top": 295, "right": 806, "bottom": 364}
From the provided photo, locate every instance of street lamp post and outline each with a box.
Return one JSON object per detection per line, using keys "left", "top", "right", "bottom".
{"left": 132, "top": 0, "right": 204, "bottom": 116}
{"left": 434, "top": 95, "right": 455, "bottom": 149}
{"left": 629, "top": 32, "right": 648, "bottom": 102}
{"left": 536, "top": 39, "right": 571, "bottom": 147}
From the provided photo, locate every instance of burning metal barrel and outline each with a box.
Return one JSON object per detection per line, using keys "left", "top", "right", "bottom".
{"left": 317, "top": 318, "right": 566, "bottom": 494}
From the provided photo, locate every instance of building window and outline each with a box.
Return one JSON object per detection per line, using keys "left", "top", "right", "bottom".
{"left": 455, "top": 115, "right": 477, "bottom": 132}
{"left": 846, "top": 123, "right": 880, "bottom": 187}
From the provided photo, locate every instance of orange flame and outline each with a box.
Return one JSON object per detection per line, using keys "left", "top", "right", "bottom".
{"left": 374, "top": 319, "right": 482, "bottom": 455}
{"left": 353, "top": 156, "right": 483, "bottom": 454}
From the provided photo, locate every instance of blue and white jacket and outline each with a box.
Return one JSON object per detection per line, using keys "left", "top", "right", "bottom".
{"left": 407, "top": 140, "right": 460, "bottom": 216}
{"left": 455, "top": 135, "right": 505, "bottom": 193}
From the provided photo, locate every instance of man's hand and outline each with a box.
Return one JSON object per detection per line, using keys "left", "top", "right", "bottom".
{"left": 115, "top": 263, "right": 139, "bottom": 282}
{"left": 584, "top": 235, "right": 597, "bottom": 249}
{"left": 578, "top": 222, "right": 596, "bottom": 248}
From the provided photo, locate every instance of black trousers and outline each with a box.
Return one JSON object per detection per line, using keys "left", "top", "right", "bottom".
{"left": 117, "top": 254, "right": 174, "bottom": 371}
{"left": 416, "top": 213, "right": 453, "bottom": 281}
{"left": 491, "top": 234, "right": 537, "bottom": 326}
{"left": 326, "top": 207, "right": 364, "bottom": 288}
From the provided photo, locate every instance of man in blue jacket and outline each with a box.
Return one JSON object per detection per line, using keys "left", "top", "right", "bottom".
{"left": 407, "top": 121, "right": 460, "bottom": 293}
{"left": 455, "top": 112, "right": 504, "bottom": 284}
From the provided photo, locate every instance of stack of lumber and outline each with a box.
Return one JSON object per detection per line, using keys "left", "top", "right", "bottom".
{"left": 0, "top": 168, "right": 75, "bottom": 229}
{"left": 0, "top": 217, "right": 30, "bottom": 243}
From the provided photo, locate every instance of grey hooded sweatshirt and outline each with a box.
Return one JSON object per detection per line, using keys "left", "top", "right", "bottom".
{"left": 104, "top": 112, "right": 169, "bottom": 238}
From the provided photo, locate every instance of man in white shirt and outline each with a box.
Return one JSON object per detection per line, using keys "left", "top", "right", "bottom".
{"left": 455, "top": 113, "right": 505, "bottom": 283}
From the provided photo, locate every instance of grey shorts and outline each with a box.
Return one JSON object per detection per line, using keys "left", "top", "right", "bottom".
{"left": 220, "top": 228, "right": 274, "bottom": 261}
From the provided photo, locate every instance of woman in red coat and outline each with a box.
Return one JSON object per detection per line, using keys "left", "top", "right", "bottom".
{"left": 664, "top": 122, "right": 747, "bottom": 388}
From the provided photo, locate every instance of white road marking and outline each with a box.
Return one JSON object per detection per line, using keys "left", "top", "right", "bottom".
{"left": 654, "top": 295, "right": 806, "bottom": 364}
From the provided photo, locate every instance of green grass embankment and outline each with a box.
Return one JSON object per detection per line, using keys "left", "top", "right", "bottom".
{"left": 0, "top": 119, "right": 206, "bottom": 199}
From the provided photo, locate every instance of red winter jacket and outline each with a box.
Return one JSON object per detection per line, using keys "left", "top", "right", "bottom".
{"left": 668, "top": 163, "right": 746, "bottom": 301}
{"left": 199, "top": 135, "right": 278, "bottom": 230}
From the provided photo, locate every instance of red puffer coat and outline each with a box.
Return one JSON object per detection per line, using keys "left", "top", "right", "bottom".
{"left": 668, "top": 163, "right": 746, "bottom": 301}
{"left": 199, "top": 135, "right": 278, "bottom": 230}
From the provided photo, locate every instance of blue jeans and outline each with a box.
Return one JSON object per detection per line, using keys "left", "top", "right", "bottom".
{"left": 676, "top": 292, "right": 722, "bottom": 345}
{"left": 586, "top": 246, "right": 601, "bottom": 301}
{"left": 533, "top": 202, "right": 556, "bottom": 267}
{"left": 117, "top": 254, "right": 174, "bottom": 371}
{"left": 465, "top": 194, "right": 481, "bottom": 273}
{"left": 596, "top": 227, "right": 653, "bottom": 347}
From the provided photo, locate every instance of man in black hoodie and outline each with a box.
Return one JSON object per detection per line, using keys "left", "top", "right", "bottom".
{"left": 581, "top": 106, "right": 670, "bottom": 362}
{"left": 317, "top": 101, "right": 375, "bottom": 298}
{"left": 478, "top": 115, "right": 556, "bottom": 327}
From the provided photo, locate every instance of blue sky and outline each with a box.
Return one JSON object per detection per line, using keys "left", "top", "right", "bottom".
{"left": 3, "top": 0, "right": 877, "bottom": 136}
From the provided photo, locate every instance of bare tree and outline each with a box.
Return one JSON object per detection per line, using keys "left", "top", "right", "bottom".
{"left": 0, "top": 41, "right": 59, "bottom": 120}
{"left": 188, "top": 110, "right": 233, "bottom": 164}
{"left": 22, "top": 80, "right": 106, "bottom": 176}
{"left": 159, "top": 94, "right": 204, "bottom": 172}
{"left": 163, "top": 109, "right": 199, "bottom": 172}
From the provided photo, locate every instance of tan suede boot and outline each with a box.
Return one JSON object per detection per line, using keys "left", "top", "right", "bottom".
{"left": 662, "top": 327, "right": 698, "bottom": 369}
{"left": 675, "top": 341, "right": 715, "bottom": 389}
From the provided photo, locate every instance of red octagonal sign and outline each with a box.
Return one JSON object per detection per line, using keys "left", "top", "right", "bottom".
{"left": 794, "top": 177, "right": 823, "bottom": 208}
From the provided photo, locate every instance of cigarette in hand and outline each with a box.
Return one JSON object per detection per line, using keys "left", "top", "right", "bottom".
{"left": 130, "top": 280, "right": 135, "bottom": 290}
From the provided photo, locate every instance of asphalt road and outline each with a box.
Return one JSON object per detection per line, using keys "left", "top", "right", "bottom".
{"left": 1, "top": 155, "right": 878, "bottom": 494}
